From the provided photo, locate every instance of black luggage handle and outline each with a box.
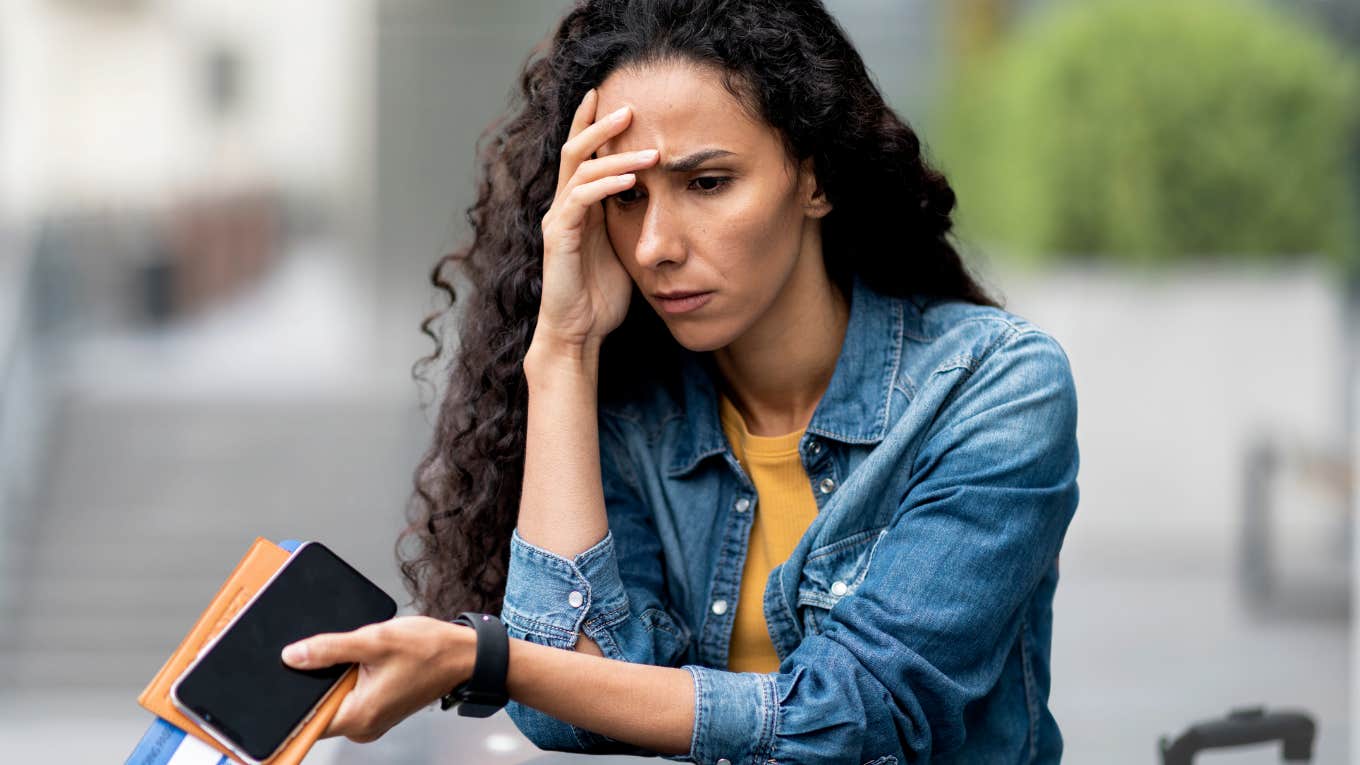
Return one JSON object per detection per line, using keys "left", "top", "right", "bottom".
{"left": 1159, "top": 706, "right": 1316, "bottom": 764}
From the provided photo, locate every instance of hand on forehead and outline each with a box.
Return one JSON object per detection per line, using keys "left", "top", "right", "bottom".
{"left": 593, "top": 61, "right": 762, "bottom": 161}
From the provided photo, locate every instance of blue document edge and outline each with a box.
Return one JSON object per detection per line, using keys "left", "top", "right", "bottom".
{"left": 125, "top": 539, "right": 303, "bottom": 765}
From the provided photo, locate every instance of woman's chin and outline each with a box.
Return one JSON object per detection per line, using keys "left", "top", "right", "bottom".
{"left": 663, "top": 321, "right": 736, "bottom": 354}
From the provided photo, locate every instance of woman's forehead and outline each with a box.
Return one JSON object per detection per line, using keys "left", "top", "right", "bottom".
{"left": 595, "top": 62, "right": 769, "bottom": 159}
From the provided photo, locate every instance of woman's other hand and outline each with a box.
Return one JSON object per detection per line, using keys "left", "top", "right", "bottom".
{"left": 536, "top": 87, "right": 659, "bottom": 349}
{"left": 281, "top": 615, "right": 474, "bottom": 743}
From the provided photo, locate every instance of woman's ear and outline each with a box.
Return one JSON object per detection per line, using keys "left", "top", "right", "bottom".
{"left": 799, "top": 157, "right": 832, "bottom": 219}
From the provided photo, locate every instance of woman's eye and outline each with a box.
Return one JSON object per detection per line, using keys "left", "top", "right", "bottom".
{"left": 610, "top": 177, "right": 730, "bottom": 208}
{"left": 611, "top": 188, "right": 643, "bottom": 206}
{"left": 690, "top": 176, "right": 730, "bottom": 193}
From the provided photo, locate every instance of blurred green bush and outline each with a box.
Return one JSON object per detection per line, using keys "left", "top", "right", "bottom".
{"left": 934, "top": 0, "right": 1360, "bottom": 268}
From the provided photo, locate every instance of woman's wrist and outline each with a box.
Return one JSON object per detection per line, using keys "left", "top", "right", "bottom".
{"left": 525, "top": 330, "right": 603, "bottom": 383}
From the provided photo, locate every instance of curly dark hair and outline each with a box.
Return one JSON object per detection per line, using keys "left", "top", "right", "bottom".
{"left": 398, "top": 0, "right": 1001, "bottom": 620}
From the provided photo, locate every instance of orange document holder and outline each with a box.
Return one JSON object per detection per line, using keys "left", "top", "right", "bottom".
{"left": 137, "top": 537, "right": 357, "bottom": 764}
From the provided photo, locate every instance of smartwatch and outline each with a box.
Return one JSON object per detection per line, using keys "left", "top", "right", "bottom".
{"left": 441, "top": 612, "right": 509, "bottom": 717}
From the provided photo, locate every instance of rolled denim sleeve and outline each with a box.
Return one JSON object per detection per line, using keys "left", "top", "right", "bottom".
{"left": 501, "top": 412, "right": 695, "bottom": 756}
{"left": 681, "top": 328, "right": 1080, "bottom": 764}
{"left": 501, "top": 527, "right": 625, "bottom": 651}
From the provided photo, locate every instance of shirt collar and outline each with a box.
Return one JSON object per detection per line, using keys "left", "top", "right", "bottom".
{"left": 667, "top": 274, "right": 905, "bottom": 477}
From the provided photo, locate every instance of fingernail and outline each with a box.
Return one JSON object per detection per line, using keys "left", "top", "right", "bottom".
{"left": 282, "top": 642, "right": 308, "bottom": 666}
{"left": 610, "top": 106, "right": 629, "bottom": 121}
{"left": 639, "top": 149, "right": 658, "bottom": 159}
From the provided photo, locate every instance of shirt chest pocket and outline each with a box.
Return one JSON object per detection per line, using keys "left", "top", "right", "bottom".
{"left": 797, "top": 526, "right": 888, "bottom": 635}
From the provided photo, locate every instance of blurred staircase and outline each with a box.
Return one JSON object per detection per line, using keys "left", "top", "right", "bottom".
{"left": 0, "top": 392, "right": 426, "bottom": 693}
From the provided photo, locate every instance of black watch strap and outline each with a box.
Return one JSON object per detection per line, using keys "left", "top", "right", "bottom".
{"left": 441, "top": 612, "right": 509, "bottom": 717}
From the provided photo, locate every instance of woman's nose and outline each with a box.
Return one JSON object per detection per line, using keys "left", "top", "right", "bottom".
{"left": 633, "top": 200, "right": 686, "bottom": 269}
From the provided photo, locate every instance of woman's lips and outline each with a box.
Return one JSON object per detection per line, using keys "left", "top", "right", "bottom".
{"left": 655, "top": 292, "right": 713, "bottom": 315}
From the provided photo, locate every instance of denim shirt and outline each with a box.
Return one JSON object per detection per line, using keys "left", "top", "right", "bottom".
{"left": 500, "top": 275, "right": 1080, "bottom": 764}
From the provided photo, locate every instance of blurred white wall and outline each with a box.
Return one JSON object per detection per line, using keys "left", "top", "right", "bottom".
{"left": 0, "top": 0, "right": 374, "bottom": 231}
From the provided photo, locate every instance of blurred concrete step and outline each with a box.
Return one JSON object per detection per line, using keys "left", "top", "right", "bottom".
{"left": 21, "top": 539, "right": 300, "bottom": 580}
{"left": 0, "top": 647, "right": 175, "bottom": 690}
{"left": 0, "top": 393, "right": 427, "bottom": 694}
{"left": 7, "top": 574, "right": 229, "bottom": 614}
{"left": 1, "top": 612, "right": 200, "bottom": 653}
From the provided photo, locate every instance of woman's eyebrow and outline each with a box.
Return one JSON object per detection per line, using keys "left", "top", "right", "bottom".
{"left": 662, "top": 148, "right": 736, "bottom": 172}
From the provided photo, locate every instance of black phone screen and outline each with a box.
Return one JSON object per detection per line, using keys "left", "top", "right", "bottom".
{"left": 174, "top": 542, "right": 397, "bottom": 761}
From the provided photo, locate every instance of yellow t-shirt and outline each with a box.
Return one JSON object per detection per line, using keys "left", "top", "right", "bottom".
{"left": 718, "top": 393, "right": 820, "bottom": 674}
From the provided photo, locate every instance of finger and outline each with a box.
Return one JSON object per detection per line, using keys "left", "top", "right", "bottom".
{"left": 321, "top": 686, "right": 364, "bottom": 739}
{"left": 555, "top": 173, "right": 637, "bottom": 230}
{"left": 282, "top": 628, "right": 381, "bottom": 670}
{"left": 556, "top": 104, "right": 633, "bottom": 198}
{"left": 569, "top": 149, "right": 658, "bottom": 192}
{"left": 325, "top": 699, "right": 383, "bottom": 744}
{"left": 557, "top": 88, "right": 599, "bottom": 195}
{"left": 567, "top": 88, "right": 597, "bottom": 147}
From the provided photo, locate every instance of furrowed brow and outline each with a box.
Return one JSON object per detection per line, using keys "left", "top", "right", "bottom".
{"left": 662, "top": 148, "right": 735, "bottom": 173}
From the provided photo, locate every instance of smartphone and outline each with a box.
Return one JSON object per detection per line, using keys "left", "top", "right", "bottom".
{"left": 170, "top": 541, "right": 397, "bottom": 763}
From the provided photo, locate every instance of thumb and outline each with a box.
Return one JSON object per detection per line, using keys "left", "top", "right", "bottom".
{"left": 282, "top": 631, "right": 369, "bottom": 670}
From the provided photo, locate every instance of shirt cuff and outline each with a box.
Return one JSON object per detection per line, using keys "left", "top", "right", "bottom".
{"left": 501, "top": 527, "right": 630, "bottom": 648}
{"left": 680, "top": 664, "right": 777, "bottom": 765}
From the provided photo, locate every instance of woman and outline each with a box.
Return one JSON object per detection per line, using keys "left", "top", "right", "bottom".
{"left": 281, "top": 0, "right": 1080, "bottom": 762}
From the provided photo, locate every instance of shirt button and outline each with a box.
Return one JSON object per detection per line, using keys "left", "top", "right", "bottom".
{"left": 734, "top": 497, "right": 751, "bottom": 513}
{"left": 808, "top": 439, "right": 822, "bottom": 455}
{"left": 711, "top": 599, "right": 728, "bottom": 615}
{"left": 717, "top": 760, "right": 731, "bottom": 765}
{"left": 568, "top": 590, "right": 584, "bottom": 608}
{"left": 819, "top": 477, "right": 837, "bottom": 494}
{"left": 831, "top": 580, "right": 849, "bottom": 597}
